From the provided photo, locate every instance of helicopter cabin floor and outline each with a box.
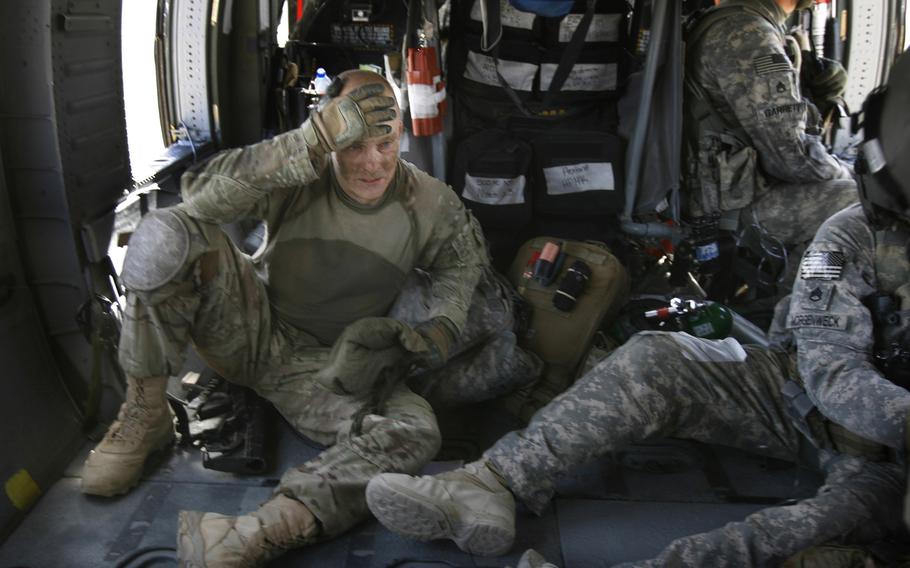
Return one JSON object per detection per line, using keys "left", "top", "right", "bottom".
{"left": 0, "top": 388, "right": 822, "bottom": 568}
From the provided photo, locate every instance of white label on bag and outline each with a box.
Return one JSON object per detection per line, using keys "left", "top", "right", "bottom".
{"left": 465, "top": 51, "right": 537, "bottom": 91}
{"left": 463, "top": 174, "right": 527, "bottom": 205}
{"left": 471, "top": 0, "right": 536, "bottom": 30}
{"left": 543, "top": 163, "right": 614, "bottom": 195}
{"left": 540, "top": 62, "right": 617, "bottom": 91}
{"left": 558, "top": 13, "right": 622, "bottom": 42}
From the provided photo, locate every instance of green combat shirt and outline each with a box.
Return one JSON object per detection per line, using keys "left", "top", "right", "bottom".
{"left": 178, "top": 127, "right": 487, "bottom": 345}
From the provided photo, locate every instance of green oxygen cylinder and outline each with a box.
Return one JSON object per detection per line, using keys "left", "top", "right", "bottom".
{"left": 681, "top": 302, "right": 734, "bottom": 339}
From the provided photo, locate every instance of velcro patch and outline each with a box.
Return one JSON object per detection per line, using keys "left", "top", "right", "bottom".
{"left": 753, "top": 53, "right": 790, "bottom": 75}
{"left": 787, "top": 313, "right": 849, "bottom": 330}
{"left": 800, "top": 283, "right": 834, "bottom": 311}
{"left": 800, "top": 251, "right": 846, "bottom": 280}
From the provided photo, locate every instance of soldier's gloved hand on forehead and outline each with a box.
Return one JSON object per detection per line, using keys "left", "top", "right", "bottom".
{"left": 302, "top": 83, "right": 396, "bottom": 155}
{"left": 315, "top": 316, "right": 452, "bottom": 396}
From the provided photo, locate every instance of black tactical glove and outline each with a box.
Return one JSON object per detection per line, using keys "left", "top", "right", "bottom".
{"left": 300, "top": 83, "right": 397, "bottom": 155}
{"left": 801, "top": 54, "right": 848, "bottom": 117}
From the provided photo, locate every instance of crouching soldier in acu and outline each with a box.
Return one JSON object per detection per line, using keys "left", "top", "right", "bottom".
{"left": 684, "top": 0, "right": 857, "bottom": 293}
{"left": 366, "top": 53, "right": 910, "bottom": 566}
{"left": 79, "top": 70, "right": 540, "bottom": 566}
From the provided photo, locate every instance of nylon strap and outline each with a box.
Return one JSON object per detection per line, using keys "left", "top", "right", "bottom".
{"left": 543, "top": 0, "right": 597, "bottom": 106}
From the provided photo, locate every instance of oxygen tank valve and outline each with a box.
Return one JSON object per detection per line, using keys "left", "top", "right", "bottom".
{"left": 644, "top": 298, "right": 705, "bottom": 321}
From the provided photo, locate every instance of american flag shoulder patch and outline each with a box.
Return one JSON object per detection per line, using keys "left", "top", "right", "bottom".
{"left": 800, "top": 251, "right": 846, "bottom": 280}
{"left": 753, "top": 53, "right": 791, "bottom": 76}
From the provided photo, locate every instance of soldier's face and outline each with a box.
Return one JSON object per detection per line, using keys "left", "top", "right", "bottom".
{"left": 332, "top": 115, "right": 403, "bottom": 206}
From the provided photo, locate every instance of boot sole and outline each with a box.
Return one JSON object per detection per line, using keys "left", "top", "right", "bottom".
{"left": 176, "top": 511, "right": 207, "bottom": 567}
{"left": 81, "top": 428, "right": 175, "bottom": 497}
{"left": 366, "top": 475, "right": 514, "bottom": 557}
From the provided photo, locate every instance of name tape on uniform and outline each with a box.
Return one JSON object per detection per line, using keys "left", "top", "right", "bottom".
{"left": 787, "top": 312, "right": 849, "bottom": 330}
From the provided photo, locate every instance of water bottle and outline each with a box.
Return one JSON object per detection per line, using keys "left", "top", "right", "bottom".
{"left": 313, "top": 67, "right": 332, "bottom": 95}
{"left": 690, "top": 213, "right": 721, "bottom": 274}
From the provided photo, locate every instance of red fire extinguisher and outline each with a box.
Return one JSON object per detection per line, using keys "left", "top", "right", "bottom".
{"left": 405, "top": 0, "right": 446, "bottom": 136}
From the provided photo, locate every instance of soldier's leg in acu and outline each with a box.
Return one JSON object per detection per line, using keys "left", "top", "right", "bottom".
{"left": 367, "top": 331, "right": 802, "bottom": 555}
{"left": 178, "top": 303, "right": 441, "bottom": 566}
{"left": 614, "top": 457, "right": 906, "bottom": 568}
{"left": 82, "top": 207, "right": 272, "bottom": 497}
{"left": 180, "top": 368, "right": 441, "bottom": 566}
{"left": 485, "top": 331, "right": 800, "bottom": 513}
{"left": 265, "top": 376, "right": 441, "bottom": 537}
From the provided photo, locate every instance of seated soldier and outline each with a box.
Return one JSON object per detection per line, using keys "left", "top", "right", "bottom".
{"left": 684, "top": 0, "right": 856, "bottom": 296}
{"left": 79, "top": 69, "right": 540, "bottom": 566}
{"left": 366, "top": 51, "right": 910, "bottom": 566}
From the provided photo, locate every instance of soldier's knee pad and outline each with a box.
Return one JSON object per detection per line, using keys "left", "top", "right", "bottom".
{"left": 121, "top": 209, "right": 192, "bottom": 292}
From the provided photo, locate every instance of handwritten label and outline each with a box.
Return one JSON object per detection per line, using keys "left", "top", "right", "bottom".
{"left": 558, "top": 13, "right": 621, "bottom": 42}
{"left": 471, "top": 0, "right": 536, "bottom": 29}
{"left": 463, "top": 174, "right": 526, "bottom": 205}
{"left": 540, "top": 63, "right": 617, "bottom": 91}
{"left": 465, "top": 52, "right": 537, "bottom": 91}
{"left": 543, "top": 163, "right": 614, "bottom": 195}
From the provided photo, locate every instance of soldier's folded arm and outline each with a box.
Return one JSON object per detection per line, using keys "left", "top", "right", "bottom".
{"left": 178, "top": 83, "right": 396, "bottom": 225}
{"left": 416, "top": 196, "right": 488, "bottom": 363}
{"left": 708, "top": 19, "right": 848, "bottom": 184}
{"left": 791, "top": 217, "right": 910, "bottom": 449}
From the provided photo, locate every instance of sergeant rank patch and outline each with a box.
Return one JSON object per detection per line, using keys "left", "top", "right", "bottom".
{"left": 800, "top": 251, "right": 846, "bottom": 280}
{"left": 753, "top": 53, "right": 790, "bottom": 75}
{"left": 800, "top": 283, "right": 834, "bottom": 310}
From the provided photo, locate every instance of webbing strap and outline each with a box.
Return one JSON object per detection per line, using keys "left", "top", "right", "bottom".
{"left": 543, "top": 0, "right": 597, "bottom": 106}
{"left": 479, "top": 0, "right": 502, "bottom": 52}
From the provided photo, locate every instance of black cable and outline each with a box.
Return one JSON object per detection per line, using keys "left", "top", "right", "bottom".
{"left": 112, "top": 545, "right": 177, "bottom": 568}
{"left": 384, "top": 558, "right": 466, "bottom": 567}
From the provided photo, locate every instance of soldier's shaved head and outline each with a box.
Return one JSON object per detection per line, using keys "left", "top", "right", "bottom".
{"left": 330, "top": 69, "right": 398, "bottom": 108}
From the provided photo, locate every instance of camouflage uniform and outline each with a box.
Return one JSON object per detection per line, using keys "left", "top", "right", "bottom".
{"left": 686, "top": 0, "right": 856, "bottom": 281}
{"left": 484, "top": 204, "right": 909, "bottom": 566}
{"left": 118, "top": 127, "right": 539, "bottom": 538}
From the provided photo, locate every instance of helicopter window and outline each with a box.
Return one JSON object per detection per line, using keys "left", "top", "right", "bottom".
{"left": 121, "top": 0, "right": 166, "bottom": 186}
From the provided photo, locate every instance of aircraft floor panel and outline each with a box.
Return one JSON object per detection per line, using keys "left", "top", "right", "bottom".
{"left": 555, "top": 500, "right": 767, "bottom": 567}
{"left": 2, "top": 404, "right": 823, "bottom": 567}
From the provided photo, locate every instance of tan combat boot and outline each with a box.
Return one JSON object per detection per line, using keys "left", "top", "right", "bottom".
{"left": 81, "top": 375, "right": 174, "bottom": 496}
{"left": 366, "top": 460, "right": 516, "bottom": 556}
{"left": 177, "top": 494, "right": 320, "bottom": 567}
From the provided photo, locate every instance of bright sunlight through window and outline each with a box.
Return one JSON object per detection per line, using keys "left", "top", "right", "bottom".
{"left": 122, "top": 1, "right": 165, "bottom": 186}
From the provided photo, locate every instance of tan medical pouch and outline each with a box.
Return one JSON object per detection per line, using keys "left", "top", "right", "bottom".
{"left": 499, "top": 237, "right": 629, "bottom": 422}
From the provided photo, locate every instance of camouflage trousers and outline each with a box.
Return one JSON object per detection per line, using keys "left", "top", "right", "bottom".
{"left": 486, "top": 331, "right": 906, "bottom": 567}
{"left": 118, "top": 208, "right": 539, "bottom": 537}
